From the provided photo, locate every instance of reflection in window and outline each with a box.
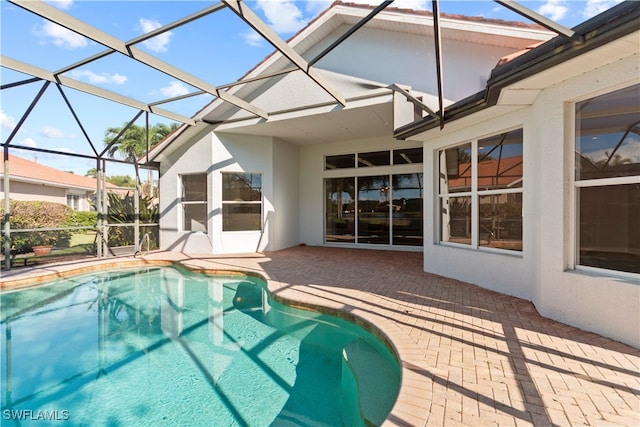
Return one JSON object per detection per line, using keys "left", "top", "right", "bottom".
{"left": 478, "top": 129, "right": 523, "bottom": 190}
{"left": 440, "top": 144, "right": 472, "bottom": 193}
{"left": 441, "top": 196, "right": 471, "bottom": 244}
{"left": 479, "top": 194, "right": 522, "bottom": 250}
{"left": 358, "top": 175, "right": 390, "bottom": 244}
{"left": 325, "top": 174, "right": 423, "bottom": 246}
{"left": 392, "top": 174, "right": 423, "bottom": 246}
{"left": 222, "top": 173, "right": 262, "bottom": 231}
{"left": 575, "top": 84, "right": 640, "bottom": 273}
{"left": 181, "top": 174, "right": 207, "bottom": 232}
{"left": 325, "top": 177, "right": 355, "bottom": 243}
{"left": 327, "top": 147, "right": 422, "bottom": 170}
{"left": 326, "top": 154, "right": 355, "bottom": 170}
{"left": 478, "top": 129, "right": 523, "bottom": 250}
{"left": 439, "top": 130, "right": 523, "bottom": 251}
{"left": 357, "top": 151, "right": 390, "bottom": 167}
{"left": 393, "top": 147, "right": 423, "bottom": 164}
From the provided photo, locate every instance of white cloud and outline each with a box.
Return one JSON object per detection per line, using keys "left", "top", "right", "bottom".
{"left": 586, "top": 138, "right": 640, "bottom": 164}
{"left": 582, "top": 0, "right": 624, "bottom": 19}
{"left": 1, "top": 110, "right": 16, "bottom": 131}
{"left": 68, "top": 69, "right": 127, "bottom": 85}
{"left": 40, "top": 126, "right": 65, "bottom": 139}
{"left": 304, "top": 0, "right": 333, "bottom": 15}
{"left": 44, "top": 0, "right": 73, "bottom": 10}
{"left": 538, "top": 0, "right": 569, "bottom": 21}
{"left": 159, "top": 81, "right": 190, "bottom": 98}
{"left": 33, "top": 20, "right": 87, "bottom": 49}
{"left": 19, "top": 138, "right": 38, "bottom": 148}
{"left": 255, "top": 0, "right": 309, "bottom": 33}
{"left": 139, "top": 18, "right": 173, "bottom": 53}
{"left": 241, "top": 30, "right": 263, "bottom": 47}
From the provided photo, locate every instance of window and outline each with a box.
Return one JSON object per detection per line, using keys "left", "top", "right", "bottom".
{"left": 325, "top": 173, "right": 423, "bottom": 246}
{"left": 393, "top": 147, "right": 423, "bottom": 164}
{"left": 222, "top": 173, "right": 262, "bottom": 231}
{"left": 66, "top": 194, "right": 80, "bottom": 211}
{"left": 326, "top": 154, "right": 355, "bottom": 170}
{"left": 575, "top": 84, "right": 640, "bottom": 274}
{"left": 358, "top": 175, "right": 390, "bottom": 244}
{"left": 325, "top": 177, "right": 355, "bottom": 243}
{"left": 181, "top": 174, "right": 207, "bottom": 232}
{"left": 392, "top": 173, "right": 423, "bottom": 246}
{"left": 357, "top": 151, "right": 390, "bottom": 167}
{"left": 439, "top": 129, "right": 523, "bottom": 252}
{"left": 325, "top": 148, "right": 423, "bottom": 170}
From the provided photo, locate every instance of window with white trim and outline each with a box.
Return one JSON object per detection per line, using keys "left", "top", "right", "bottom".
{"left": 222, "top": 173, "right": 262, "bottom": 231}
{"left": 66, "top": 193, "right": 80, "bottom": 211}
{"left": 180, "top": 174, "right": 207, "bottom": 232}
{"left": 575, "top": 84, "right": 640, "bottom": 274}
{"left": 438, "top": 129, "right": 523, "bottom": 252}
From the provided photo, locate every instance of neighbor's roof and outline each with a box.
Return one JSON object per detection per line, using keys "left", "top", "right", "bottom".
{"left": 0, "top": 154, "right": 113, "bottom": 191}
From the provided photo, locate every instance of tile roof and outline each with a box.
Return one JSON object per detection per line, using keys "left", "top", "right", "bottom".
{"left": 0, "top": 154, "right": 112, "bottom": 191}
{"left": 496, "top": 41, "right": 545, "bottom": 66}
{"left": 333, "top": 1, "right": 545, "bottom": 30}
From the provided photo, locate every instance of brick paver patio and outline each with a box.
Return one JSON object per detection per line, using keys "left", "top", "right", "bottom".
{"left": 2, "top": 246, "right": 639, "bottom": 426}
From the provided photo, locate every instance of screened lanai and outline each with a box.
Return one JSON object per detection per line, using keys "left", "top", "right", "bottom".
{"left": 1, "top": 0, "right": 575, "bottom": 270}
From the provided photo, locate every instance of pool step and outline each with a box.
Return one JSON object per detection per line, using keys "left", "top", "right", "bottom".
{"left": 341, "top": 338, "right": 400, "bottom": 426}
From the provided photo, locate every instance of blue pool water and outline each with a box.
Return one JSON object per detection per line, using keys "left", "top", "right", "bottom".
{"left": 1, "top": 266, "right": 400, "bottom": 426}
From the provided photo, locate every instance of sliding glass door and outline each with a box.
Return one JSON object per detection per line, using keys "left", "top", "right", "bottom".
{"left": 325, "top": 173, "right": 423, "bottom": 246}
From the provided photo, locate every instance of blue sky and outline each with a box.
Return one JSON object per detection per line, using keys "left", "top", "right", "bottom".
{"left": 0, "top": 0, "right": 623, "bottom": 176}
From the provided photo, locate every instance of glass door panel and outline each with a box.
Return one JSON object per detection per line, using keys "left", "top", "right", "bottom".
{"left": 357, "top": 175, "right": 390, "bottom": 244}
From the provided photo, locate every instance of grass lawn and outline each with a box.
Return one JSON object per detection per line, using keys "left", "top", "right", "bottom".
{"left": 2, "top": 232, "right": 97, "bottom": 269}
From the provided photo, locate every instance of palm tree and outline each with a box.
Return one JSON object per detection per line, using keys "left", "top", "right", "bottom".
{"left": 104, "top": 122, "right": 179, "bottom": 186}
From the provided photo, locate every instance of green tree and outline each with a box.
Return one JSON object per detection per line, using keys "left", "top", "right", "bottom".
{"left": 85, "top": 168, "right": 98, "bottom": 178}
{"left": 107, "top": 175, "right": 136, "bottom": 188}
{"left": 104, "top": 122, "right": 179, "bottom": 185}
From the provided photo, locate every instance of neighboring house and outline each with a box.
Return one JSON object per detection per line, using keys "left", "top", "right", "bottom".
{"left": 1, "top": 154, "right": 101, "bottom": 211}
{"left": 149, "top": 1, "right": 640, "bottom": 347}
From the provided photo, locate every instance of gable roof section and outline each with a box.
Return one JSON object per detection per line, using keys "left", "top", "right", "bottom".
{"left": 149, "top": 1, "right": 553, "bottom": 160}
{"left": 395, "top": 1, "right": 640, "bottom": 139}
{"left": 0, "top": 154, "right": 111, "bottom": 191}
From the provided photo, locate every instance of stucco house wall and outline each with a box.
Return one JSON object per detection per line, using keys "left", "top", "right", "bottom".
{"left": 159, "top": 131, "right": 300, "bottom": 254}
{"left": 2, "top": 180, "right": 66, "bottom": 204}
{"left": 532, "top": 54, "right": 639, "bottom": 346}
{"left": 415, "top": 52, "right": 639, "bottom": 346}
{"left": 159, "top": 131, "right": 214, "bottom": 254}
{"left": 420, "top": 107, "right": 533, "bottom": 299}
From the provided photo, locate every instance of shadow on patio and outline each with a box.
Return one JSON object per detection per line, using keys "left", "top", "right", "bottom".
{"left": 253, "top": 246, "right": 639, "bottom": 426}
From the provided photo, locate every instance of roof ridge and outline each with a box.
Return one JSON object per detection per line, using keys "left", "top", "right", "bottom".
{"left": 1, "top": 154, "right": 117, "bottom": 190}
{"left": 333, "top": 0, "right": 545, "bottom": 30}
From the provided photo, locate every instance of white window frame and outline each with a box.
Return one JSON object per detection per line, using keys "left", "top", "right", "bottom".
{"left": 437, "top": 128, "right": 523, "bottom": 255}
{"left": 571, "top": 83, "right": 640, "bottom": 278}
{"left": 221, "top": 172, "right": 263, "bottom": 232}
{"left": 323, "top": 148, "right": 424, "bottom": 247}
{"left": 66, "top": 193, "right": 81, "bottom": 211}
{"left": 179, "top": 173, "right": 208, "bottom": 233}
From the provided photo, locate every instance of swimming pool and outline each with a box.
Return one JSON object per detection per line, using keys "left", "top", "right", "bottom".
{"left": 1, "top": 266, "right": 400, "bottom": 426}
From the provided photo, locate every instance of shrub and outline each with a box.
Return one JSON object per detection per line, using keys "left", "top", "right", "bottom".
{"left": 106, "top": 192, "right": 159, "bottom": 249}
{"left": 68, "top": 210, "right": 98, "bottom": 228}
{"left": 0, "top": 200, "right": 73, "bottom": 253}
